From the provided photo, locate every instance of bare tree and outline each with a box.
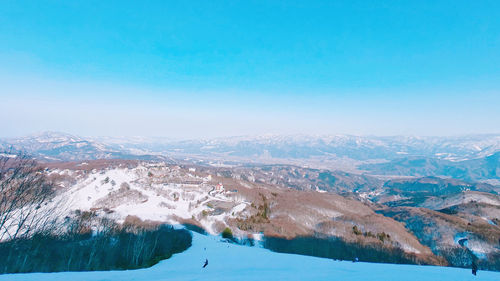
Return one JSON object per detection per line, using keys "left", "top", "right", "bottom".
{"left": 0, "top": 152, "right": 55, "bottom": 241}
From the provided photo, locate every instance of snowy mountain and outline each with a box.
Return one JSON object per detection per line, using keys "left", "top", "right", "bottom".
{"left": 43, "top": 161, "right": 432, "bottom": 256}
{"left": 0, "top": 132, "right": 169, "bottom": 162}
{"left": 2, "top": 132, "right": 499, "bottom": 181}
{"left": 3, "top": 132, "right": 500, "bottom": 161}
{"left": 32, "top": 160, "right": 499, "bottom": 271}
{"left": 90, "top": 133, "right": 500, "bottom": 162}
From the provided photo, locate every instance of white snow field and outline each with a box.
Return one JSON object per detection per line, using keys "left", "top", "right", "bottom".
{"left": 1, "top": 232, "right": 499, "bottom": 281}
{"left": 44, "top": 164, "right": 251, "bottom": 235}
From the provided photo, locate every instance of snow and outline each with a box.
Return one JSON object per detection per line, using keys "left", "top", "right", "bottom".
{"left": 43, "top": 165, "right": 250, "bottom": 234}
{"left": 453, "top": 233, "right": 490, "bottom": 259}
{"left": 251, "top": 232, "right": 263, "bottom": 241}
{"left": 315, "top": 186, "right": 327, "bottom": 193}
{"left": 1, "top": 231, "right": 499, "bottom": 281}
{"left": 0, "top": 153, "right": 17, "bottom": 158}
{"left": 230, "top": 203, "right": 247, "bottom": 216}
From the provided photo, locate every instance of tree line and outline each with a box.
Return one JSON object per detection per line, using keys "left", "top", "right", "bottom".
{"left": 0, "top": 152, "right": 191, "bottom": 274}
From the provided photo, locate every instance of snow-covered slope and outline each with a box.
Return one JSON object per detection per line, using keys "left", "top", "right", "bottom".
{"left": 420, "top": 191, "right": 500, "bottom": 210}
{"left": 1, "top": 231, "right": 498, "bottom": 281}
{"left": 0, "top": 132, "right": 167, "bottom": 162}
{"left": 0, "top": 132, "right": 117, "bottom": 161}
{"left": 43, "top": 161, "right": 440, "bottom": 259}
{"left": 46, "top": 162, "right": 249, "bottom": 234}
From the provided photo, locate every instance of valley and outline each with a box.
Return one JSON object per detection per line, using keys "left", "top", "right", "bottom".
{"left": 1, "top": 132, "right": 499, "bottom": 274}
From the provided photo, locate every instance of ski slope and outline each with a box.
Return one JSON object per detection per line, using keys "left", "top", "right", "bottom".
{"left": 1, "top": 231, "right": 499, "bottom": 281}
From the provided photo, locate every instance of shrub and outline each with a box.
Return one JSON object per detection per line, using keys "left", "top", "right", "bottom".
{"left": 222, "top": 227, "right": 233, "bottom": 239}
{"left": 352, "top": 225, "right": 362, "bottom": 235}
{"left": 102, "top": 177, "right": 110, "bottom": 184}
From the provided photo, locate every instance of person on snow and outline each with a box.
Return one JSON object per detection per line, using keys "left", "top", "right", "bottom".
{"left": 472, "top": 261, "right": 478, "bottom": 276}
{"left": 202, "top": 258, "right": 208, "bottom": 268}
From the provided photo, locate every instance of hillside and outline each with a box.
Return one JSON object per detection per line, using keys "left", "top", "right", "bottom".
{"left": 43, "top": 161, "right": 433, "bottom": 259}
{"left": 360, "top": 152, "right": 500, "bottom": 182}
{"left": 33, "top": 160, "right": 499, "bottom": 270}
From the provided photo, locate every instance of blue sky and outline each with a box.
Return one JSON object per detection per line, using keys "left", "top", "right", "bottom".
{"left": 1, "top": 1, "right": 499, "bottom": 138}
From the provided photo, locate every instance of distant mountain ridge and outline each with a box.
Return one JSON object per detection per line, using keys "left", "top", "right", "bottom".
{"left": 90, "top": 133, "right": 500, "bottom": 161}
{"left": 1, "top": 132, "right": 499, "bottom": 181}
{"left": 0, "top": 131, "right": 169, "bottom": 162}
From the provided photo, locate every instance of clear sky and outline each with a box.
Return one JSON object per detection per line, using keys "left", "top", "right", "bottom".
{"left": 1, "top": 0, "right": 499, "bottom": 138}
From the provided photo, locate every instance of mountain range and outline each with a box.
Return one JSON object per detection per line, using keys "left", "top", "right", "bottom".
{"left": 1, "top": 131, "right": 499, "bottom": 182}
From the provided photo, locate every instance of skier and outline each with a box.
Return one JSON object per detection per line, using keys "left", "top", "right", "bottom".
{"left": 472, "top": 261, "right": 478, "bottom": 276}
{"left": 202, "top": 258, "right": 208, "bottom": 268}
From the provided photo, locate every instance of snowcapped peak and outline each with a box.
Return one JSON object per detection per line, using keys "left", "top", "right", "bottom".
{"left": 26, "top": 131, "right": 83, "bottom": 143}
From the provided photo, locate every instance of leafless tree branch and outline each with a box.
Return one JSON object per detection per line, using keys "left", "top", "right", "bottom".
{"left": 0, "top": 150, "right": 55, "bottom": 241}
